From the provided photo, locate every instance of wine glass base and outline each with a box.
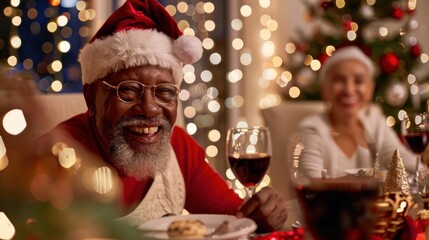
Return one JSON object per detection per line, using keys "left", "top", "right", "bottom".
{"left": 245, "top": 187, "right": 256, "bottom": 199}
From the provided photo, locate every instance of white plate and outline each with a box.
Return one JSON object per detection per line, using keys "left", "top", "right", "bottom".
{"left": 139, "top": 214, "right": 257, "bottom": 240}
{"left": 343, "top": 168, "right": 374, "bottom": 176}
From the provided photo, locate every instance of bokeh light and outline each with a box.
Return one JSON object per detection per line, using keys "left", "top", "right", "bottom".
{"left": 0, "top": 212, "right": 15, "bottom": 239}
{"left": 2, "top": 109, "right": 27, "bottom": 135}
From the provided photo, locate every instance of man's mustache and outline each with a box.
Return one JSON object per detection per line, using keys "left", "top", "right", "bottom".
{"left": 116, "top": 116, "right": 170, "bottom": 128}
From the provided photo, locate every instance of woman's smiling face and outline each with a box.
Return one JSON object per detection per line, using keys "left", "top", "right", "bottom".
{"left": 322, "top": 59, "right": 374, "bottom": 116}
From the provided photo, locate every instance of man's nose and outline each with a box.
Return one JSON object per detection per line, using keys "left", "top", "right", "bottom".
{"left": 134, "top": 88, "right": 162, "bottom": 116}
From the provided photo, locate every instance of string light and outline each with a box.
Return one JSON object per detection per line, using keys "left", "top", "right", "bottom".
{"left": 2, "top": 109, "right": 27, "bottom": 135}
{"left": 3, "top": 0, "right": 94, "bottom": 93}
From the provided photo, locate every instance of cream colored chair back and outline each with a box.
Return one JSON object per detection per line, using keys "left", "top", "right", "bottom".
{"left": 261, "top": 101, "right": 325, "bottom": 200}
{"left": 32, "top": 93, "right": 88, "bottom": 138}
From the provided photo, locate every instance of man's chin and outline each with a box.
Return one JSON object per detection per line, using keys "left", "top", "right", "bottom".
{"left": 116, "top": 147, "right": 170, "bottom": 180}
{"left": 126, "top": 139, "right": 161, "bottom": 154}
{"left": 107, "top": 123, "right": 172, "bottom": 180}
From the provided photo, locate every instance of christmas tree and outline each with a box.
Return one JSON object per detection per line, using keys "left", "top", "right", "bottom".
{"left": 280, "top": 0, "right": 429, "bottom": 129}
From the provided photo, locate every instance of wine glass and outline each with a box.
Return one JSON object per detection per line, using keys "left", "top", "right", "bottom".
{"left": 226, "top": 127, "right": 271, "bottom": 198}
{"left": 400, "top": 112, "right": 429, "bottom": 194}
{"left": 285, "top": 132, "right": 380, "bottom": 239}
{"left": 292, "top": 174, "right": 379, "bottom": 240}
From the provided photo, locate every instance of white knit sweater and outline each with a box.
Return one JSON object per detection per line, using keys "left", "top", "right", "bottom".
{"left": 297, "top": 104, "right": 425, "bottom": 178}
{"left": 118, "top": 147, "right": 185, "bottom": 225}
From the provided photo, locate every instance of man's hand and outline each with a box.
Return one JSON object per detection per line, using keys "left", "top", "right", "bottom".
{"left": 236, "top": 187, "right": 288, "bottom": 233}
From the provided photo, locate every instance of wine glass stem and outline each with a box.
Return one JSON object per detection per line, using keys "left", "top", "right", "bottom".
{"left": 417, "top": 155, "right": 421, "bottom": 173}
{"left": 415, "top": 155, "right": 421, "bottom": 194}
{"left": 245, "top": 187, "right": 256, "bottom": 199}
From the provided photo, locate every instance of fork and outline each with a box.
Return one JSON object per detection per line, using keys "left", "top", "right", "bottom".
{"left": 204, "top": 220, "right": 229, "bottom": 238}
{"left": 356, "top": 169, "right": 367, "bottom": 176}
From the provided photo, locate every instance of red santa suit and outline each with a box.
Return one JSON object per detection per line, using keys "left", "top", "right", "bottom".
{"left": 47, "top": 112, "right": 242, "bottom": 224}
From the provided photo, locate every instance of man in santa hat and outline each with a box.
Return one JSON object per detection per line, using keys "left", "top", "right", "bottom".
{"left": 34, "top": 0, "right": 287, "bottom": 233}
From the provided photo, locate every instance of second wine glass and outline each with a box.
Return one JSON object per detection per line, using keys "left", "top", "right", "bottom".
{"left": 401, "top": 112, "right": 429, "bottom": 193}
{"left": 226, "top": 127, "right": 272, "bottom": 198}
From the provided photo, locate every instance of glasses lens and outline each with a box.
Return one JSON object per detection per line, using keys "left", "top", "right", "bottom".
{"left": 117, "top": 81, "right": 144, "bottom": 102}
{"left": 154, "top": 84, "right": 179, "bottom": 103}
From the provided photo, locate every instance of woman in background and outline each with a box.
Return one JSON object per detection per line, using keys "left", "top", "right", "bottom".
{"left": 296, "top": 46, "right": 426, "bottom": 178}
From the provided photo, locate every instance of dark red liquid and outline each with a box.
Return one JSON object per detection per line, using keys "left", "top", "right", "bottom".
{"left": 403, "top": 132, "right": 429, "bottom": 154}
{"left": 228, "top": 154, "right": 270, "bottom": 187}
{"left": 296, "top": 178, "right": 379, "bottom": 240}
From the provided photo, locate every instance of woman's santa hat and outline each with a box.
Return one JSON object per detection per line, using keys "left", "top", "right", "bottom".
{"left": 78, "top": 0, "right": 203, "bottom": 85}
{"left": 319, "top": 46, "right": 375, "bottom": 82}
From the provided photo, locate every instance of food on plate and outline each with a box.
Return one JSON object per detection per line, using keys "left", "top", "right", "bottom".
{"left": 167, "top": 219, "right": 207, "bottom": 238}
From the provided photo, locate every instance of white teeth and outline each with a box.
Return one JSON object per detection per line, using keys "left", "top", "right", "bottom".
{"left": 149, "top": 127, "right": 158, "bottom": 134}
{"left": 131, "top": 126, "right": 159, "bottom": 134}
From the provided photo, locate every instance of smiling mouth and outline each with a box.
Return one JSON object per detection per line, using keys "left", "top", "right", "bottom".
{"left": 129, "top": 126, "right": 159, "bottom": 135}
{"left": 339, "top": 97, "right": 358, "bottom": 105}
{"left": 130, "top": 126, "right": 159, "bottom": 134}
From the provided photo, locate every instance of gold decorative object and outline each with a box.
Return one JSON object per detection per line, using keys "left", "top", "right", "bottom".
{"left": 382, "top": 149, "right": 410, "bottom": 195}
{"left": 373, "top": 149, "right": 415, "bottom": 239}
{"left": 373, "top": 192, "right": 413, "bottom": 239}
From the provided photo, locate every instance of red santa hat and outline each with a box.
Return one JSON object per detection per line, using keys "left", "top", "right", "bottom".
{"left": 319, "top": 46, "right": 375, "bottom": 82}
{"left": 78, "top": 0, "right": 203, "bottom": 85}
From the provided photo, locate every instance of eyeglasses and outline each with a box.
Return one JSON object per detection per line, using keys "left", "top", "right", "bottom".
{"left": 102, "top": 80, "right": 180, "bottom": 104}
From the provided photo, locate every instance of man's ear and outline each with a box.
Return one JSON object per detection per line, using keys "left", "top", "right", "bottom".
{"left": 83, "top": 84, "right": 96, "bottom": 116}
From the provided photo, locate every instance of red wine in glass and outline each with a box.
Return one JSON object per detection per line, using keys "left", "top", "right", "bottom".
{"left": 403, "top": 132, "right": 429, "bottom": 154}
{"left": 228, "top": 153, "right": 270, "bottom": 187}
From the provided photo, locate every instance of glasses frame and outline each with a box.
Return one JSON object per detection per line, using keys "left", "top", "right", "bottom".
{"left": 102, "top": 80, "right": 180, "bottom": 104}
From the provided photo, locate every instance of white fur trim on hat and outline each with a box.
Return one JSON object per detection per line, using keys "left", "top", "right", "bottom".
{"left": 173, "top": 35, "right": 203, "bottom": 64}
{"left": 78, "top": 29, "right": 183, "bottom": 85}
{"left": 319, "top": 46, "right": 375, "bottom": 82}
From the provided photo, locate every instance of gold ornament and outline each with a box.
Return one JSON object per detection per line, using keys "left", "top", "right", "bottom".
{"left": 382, "top": 149, "right": 410, "bottom": 195}
{"left": 373, "top": 149, "right": 416, "bottom": 239}
{"left": 373, "top": 192, "right": 414, "bottom": 240}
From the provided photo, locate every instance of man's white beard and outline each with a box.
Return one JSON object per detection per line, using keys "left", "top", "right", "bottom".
{"left": 105, "top": 116, "right": 172, "bottom": 180}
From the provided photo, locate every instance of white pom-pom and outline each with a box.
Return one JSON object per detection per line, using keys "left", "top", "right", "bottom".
{"left": 173, "top": 35, "right": 203, "bottom": 64}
